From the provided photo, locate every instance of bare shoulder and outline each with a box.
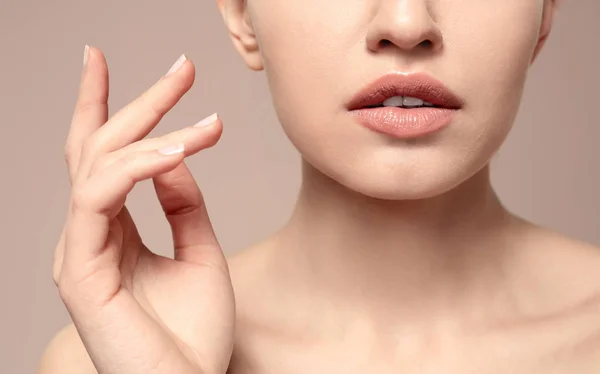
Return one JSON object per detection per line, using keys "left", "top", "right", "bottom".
{"left": 38, "top": 324, "right": 96, "bottom": 374}
{"left": 513, "top": 217, "right": 600, "bottom": 292}
{"left": 513, "top": 219, "right": 600, "bottom": 357}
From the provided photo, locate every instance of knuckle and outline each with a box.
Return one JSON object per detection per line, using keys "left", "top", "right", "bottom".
{"left": 58, "top": 269, "right": 115, "bottom": 309}
{"left": 119, "top": 151, "right": 144, "bottom": 171}
{"left": 63, "top": 142, "right": 77, "bottom": 162}
{"left": 70, "top": 185, "right": 94, "bottom": 213}
{"left": 63, "top": 150, "right": 73, "bottom": 169}
{"left": 74, "top": 101, "right": 100, "bottom": 118}
{"left": 56, "top": 275, "right": 75, "bottom": 303}
{"left": 52, "top": 267, "right": 60, "bottom": 287}
{"left": 56, "top": 271, "right": 93, "bottom": 306}
{"left": 52, "top": 256, "right": 62, "bottom": 287}
{"left": 140, "top": 95, "right": 169, "bottom": 121}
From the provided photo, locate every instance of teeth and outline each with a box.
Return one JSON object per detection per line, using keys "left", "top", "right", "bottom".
{"left": 382, "top": 96, "right": 404, "bottom": 107}
{"left": 382, "top": 96, "right": 434, "bottom": 108}
{"left": 402, "top": 97, "right": 424, "bottom": 107}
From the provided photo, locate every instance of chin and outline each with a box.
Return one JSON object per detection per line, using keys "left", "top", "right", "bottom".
{"left": 292, "top": 110, "right": 505, "bottom": 202}
{"left": 312, "top": 157, "right": 483, "bottom": 201}
{"left": 344, "top": 174, "right": 465, "bottom": 201}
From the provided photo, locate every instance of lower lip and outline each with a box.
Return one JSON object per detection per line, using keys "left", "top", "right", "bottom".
{"left": 350, "top": 106, "right": 457, "bottom": 139}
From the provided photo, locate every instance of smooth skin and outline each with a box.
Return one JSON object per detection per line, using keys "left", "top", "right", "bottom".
{"left": 40, "top": 0, "right": 600, "bottom": 373}
{"left": 43, "top": 51, "right": 235, "bottom": 374}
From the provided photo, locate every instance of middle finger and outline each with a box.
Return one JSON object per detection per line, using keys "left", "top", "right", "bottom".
{"left": 87, "top": 113, "right": 222, "bottom": 178}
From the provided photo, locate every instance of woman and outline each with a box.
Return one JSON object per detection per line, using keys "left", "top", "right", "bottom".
{"left": 39, "top": 0, "right": 600, "bottom": 372}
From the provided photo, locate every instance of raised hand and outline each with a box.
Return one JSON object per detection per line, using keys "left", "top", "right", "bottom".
{"left": 52, "top": 46, "right": 235, "bottom": 374}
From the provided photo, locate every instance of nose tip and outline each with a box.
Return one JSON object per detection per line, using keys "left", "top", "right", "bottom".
{"left": 366, "top": 1, "right": 443, "bottom": 53}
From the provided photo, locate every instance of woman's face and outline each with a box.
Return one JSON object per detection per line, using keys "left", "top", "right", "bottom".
{"left": 221, "top": 0, "right": 555, "bottom": 199}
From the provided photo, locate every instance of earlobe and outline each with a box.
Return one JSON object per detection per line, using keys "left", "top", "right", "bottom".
{"left": 530, "top": 1, "right": 557, "bottom": 64}
{"left": 216, "top": 0, "right": 264, "bottom": 71}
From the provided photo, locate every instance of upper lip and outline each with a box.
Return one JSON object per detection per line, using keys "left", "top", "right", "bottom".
{"left": 346, "top": 72, "right": 464, "bottom": 110}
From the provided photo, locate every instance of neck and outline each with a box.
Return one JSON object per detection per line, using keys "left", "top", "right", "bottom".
{"left": 270, "top": 160, "right": 524, "bottom": 325}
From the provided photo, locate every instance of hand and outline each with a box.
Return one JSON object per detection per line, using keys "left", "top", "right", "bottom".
{"left": 53, "top": 46, "right": 235, "bottom": 374}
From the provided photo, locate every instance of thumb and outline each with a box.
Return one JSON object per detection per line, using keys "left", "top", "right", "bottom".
{"left": 153, "top": 161, "right": 225, "bottom": 266}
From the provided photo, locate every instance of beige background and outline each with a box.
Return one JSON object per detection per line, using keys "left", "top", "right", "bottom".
{"left": 0, "top": 0, "right": 598, "bottom": 372}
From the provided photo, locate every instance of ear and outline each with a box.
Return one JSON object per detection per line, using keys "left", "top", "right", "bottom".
{"left": 216, "top": 0, "right": 264, "bottom": 71}
{"left": 530, "top": 0, "right": 558, "bottom": 64}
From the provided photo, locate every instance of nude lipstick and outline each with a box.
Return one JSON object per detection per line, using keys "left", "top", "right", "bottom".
{"left": 347, "top": 72, "right": 463, "bottom": 139}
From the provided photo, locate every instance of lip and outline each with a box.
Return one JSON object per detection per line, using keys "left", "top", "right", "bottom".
{"left": 346, "top": 72, "right": 464, "bottom": 110}
{"left": 347, "top": 72, "right": 463, "bottom": 139}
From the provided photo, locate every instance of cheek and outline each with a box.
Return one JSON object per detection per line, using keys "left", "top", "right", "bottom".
{"left": 254, "top": 16, "right": 351, "bottom": 152}
{"left": 252, "top": 1, "right": 348, "bottom": 74}
{"left": 250, "top": 0, "right": 361, "bottom": 117}
{"left": 450, "top": 2, "right": 542, "bottom": 106}
{"left": 442, "top": 1, "right": 543, "bottom": 149}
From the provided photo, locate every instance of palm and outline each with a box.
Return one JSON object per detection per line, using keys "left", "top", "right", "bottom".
{"left": 106, "top": 205, "right": 235, "bottom": 373}
{"left": 133, "top": 248, "right": 234, "bottom": 366}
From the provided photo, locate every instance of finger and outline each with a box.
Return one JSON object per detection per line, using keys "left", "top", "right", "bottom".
{"left": 62, "top": 146, "right": 187, "bottom": 281}
{"left": 53, "top": 206, "right": 140, "bottom": 288}
{"left": 76, "top": 54, "right": 195, "bottom": 183}
{"left": 153, "top": 161, "right": 226, "bottom": 267}
{"left": 65, "top": 46, "right": 109, "bottom": 184}
{"left": 87, "top": 113, "right": 222, "bottom": 179}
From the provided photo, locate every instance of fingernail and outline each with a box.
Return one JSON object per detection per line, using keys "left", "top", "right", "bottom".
{"left": 166, "top": 54, "right": 187, "bottom": 76}
{"left": 193, "top": 112, "right": 219, "bottom": 128}
{"left": 83, "top": 45, "right": 90, "bottom": 68}
{"left": 158, "top": 143, "right": 185, "bottom": 155}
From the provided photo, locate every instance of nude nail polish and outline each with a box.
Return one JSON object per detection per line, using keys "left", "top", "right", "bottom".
{"left": 193, "top": 113, "right": 219, "bottom": 127}
{"left": 83, "top": 45, "right": 89, "bottom": 67}
{"left": 166, "top": 54, "right": 187, "bottom": 76}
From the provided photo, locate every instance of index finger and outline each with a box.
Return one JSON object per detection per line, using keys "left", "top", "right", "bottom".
{"left": 75, "top": 54, "right": 195, "bottom": 185}
{"left": 65, "top": 45, "right": 109, "bottom": 184}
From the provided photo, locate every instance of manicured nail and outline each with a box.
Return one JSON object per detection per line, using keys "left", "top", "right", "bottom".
{"left": 193, "top": 113, "right": 219, "bottom": 128}
{"left": 83, "top": 45, "right": 90, "bottom": 67}
{"left": 166, "top": 54, "right": 187, "bottom": 76}
{"left": 158, "top": 143, "right": 185, "bottom": 155}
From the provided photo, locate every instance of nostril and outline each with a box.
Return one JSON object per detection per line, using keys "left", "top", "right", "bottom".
{"left": 419, "top": 39, "right": 433, "bottom": 49}
{"left": 379, "top": 39, "right": 392, "bottom": 48}
{"left": 377, "top": 38, "right": 434, "bottom": 50}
